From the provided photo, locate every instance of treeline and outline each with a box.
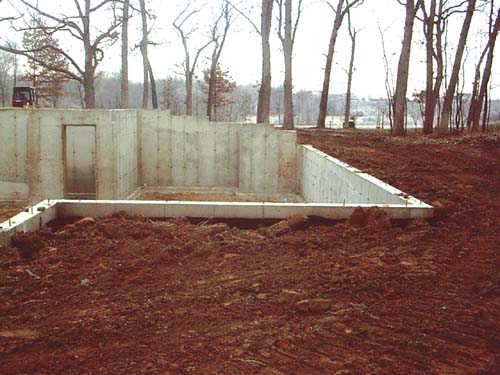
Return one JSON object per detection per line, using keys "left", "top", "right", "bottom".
{"left": 0, "top": 0, "right": 499, "bottom": 135}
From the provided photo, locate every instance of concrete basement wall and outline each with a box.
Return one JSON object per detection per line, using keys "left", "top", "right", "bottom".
{"left": 300, "top": 145, "right": 407, "bottom": 205}
{"left": 239, "top": 124, "right": 298, "bottom": 194}
{"left": 138, "top": 114, "right": 298, "bottom": 195}
{"left": 0, "top": 109, "right": 140, "bottom": 202}
{"left": 0, "top": 109, "right": 29, "bottom": 201}
{"left": 0, "top": 109, "right": 299, "bottom": 202}
{"left": 138, "top": 112, "right": 240, "bottom": 188}
{"left": 112, "top": 111, "right": 139, "bottom": 199}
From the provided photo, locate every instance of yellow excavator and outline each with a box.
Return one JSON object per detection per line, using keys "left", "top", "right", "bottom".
{"left": 12, "top": 86, "right": 37, "bottom": 108}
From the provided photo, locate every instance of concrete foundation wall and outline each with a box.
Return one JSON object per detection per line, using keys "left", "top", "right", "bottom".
{"left": 0, "top": 110, "right": 29, "bottom": 200}
{"left": 138, "top": 115, "right": 297, "bottom": 194}
{"left": 0, "top": 109, "right": 298, "bottom": 202}
{"left": 0, "top": 109, "right": 140, "bottom": 202}
{"left": 239, "top": 125, "right": 298, "bottom": 194}
{"left": 138, "top": 112, "right": 240, "bottom": 188}
{"left": 300, "top": 145, "right": 407, "bottom": 205}
{"left": 112, "top": 111, "right": 138, "bottom": 199}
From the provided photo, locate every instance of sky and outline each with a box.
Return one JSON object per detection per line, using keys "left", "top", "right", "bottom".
{"left": 0, "top": 0, "right": 499, "bottom": 99}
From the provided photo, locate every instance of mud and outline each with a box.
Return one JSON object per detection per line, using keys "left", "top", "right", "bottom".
{"left": 0, "top": 130, "right": 499, "bottom": 374}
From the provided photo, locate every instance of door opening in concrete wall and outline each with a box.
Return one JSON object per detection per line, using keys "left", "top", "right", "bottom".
{"left": 63, "top": 125, "right": 97, "bottom": 200}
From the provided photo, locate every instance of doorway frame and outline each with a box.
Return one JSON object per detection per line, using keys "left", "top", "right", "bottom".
{"left": 62, "top": 124, "right": 98, "bottom": 200}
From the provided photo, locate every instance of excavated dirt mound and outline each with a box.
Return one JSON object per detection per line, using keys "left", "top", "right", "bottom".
{"left": 1, "top": 131, "right": 499, "bottom": 374}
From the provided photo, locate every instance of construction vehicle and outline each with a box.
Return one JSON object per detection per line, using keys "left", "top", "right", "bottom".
{"left": 12, "top": 87, "right": 37, "bottom": 108}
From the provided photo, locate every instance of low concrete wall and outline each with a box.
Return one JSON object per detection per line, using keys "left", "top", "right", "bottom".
{"left": 300, "top": 145, "right": 413, "bottom": 205}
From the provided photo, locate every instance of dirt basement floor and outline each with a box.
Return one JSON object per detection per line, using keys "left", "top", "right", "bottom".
{"left": 1, "top": 131, "right": 499, "bottom": 375}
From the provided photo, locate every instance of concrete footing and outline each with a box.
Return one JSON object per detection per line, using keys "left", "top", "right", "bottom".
{"left": 1, "top": 198, "right": 432, "bottom": 245}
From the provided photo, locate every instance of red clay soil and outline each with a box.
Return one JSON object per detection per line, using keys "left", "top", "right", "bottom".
{"left": 1, "top": 130, "right": 499, "bottom": 375}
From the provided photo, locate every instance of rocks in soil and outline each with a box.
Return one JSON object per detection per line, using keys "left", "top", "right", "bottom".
{"left": 432, "top": 200, "right": 456, "bottom": 219}
{"left": 10, "top": 232, "right": 45, "bottom": 259}
{"left": 295, "top": 298, "right": 332, "bottom": 313}
{"left": 267, "top": 215, "right": 310, "bottom": 237}
{"left": 75, "top": 217, "right": 96, "bottom": 226}
{"left": 345, "top": 207, "right": 391, "bottom": 232}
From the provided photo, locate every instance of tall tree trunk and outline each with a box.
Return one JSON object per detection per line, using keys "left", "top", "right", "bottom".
{"left": 207, "top": 53, "right": 217, "bottom": 120}
{"left": 83, "top": 0, "right": 95, "bottom": 109}
{"left": 257, "top": 0, "right": 273, "bottom": 124}
{"left": 472, "top": 8, "right": 500, "bottom": 132}
{"left": 423, "top": 0, "right": 436, "bottom": 134}
{"left": 344, "top": 4, "right": 356, "bottom": 130}
{"left": 436, "top": 0, "right": 476, "bottom": 135}
{"left": 283, "top": 0, "right": 294, "bottom": 129}
{"left": 148, "top": 62, "right": 158, "bottom": 109}
{"left": 185, "top": 72, "right": 193, "bottom": 115}
{"left": 393, "top": 0, "right": 417, "bottom": 136}
{"left": 83, "top": 71, "right": 95, "bottom": 109}
{"left": 317, "top": 0, "right": 345, "bottom": 129}
{"left": 423, "top": 0, "right": 446, "bottom": 133}
{"left": 120, "top": 0, "right": 129, "bottom": 109}
{"left": 140, "top": 0, "right": 149, "bottom": 109}
{"left": 467, "top": 43, "right": 489, "bottom": 130}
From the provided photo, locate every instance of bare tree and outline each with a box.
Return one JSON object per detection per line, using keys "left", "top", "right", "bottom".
{"left": 0, "top": 0, "right": 122, "bottom": 109}
{"left": 0, "top": 50, "right": 15, "bottom": 106}
{"left": 276, "top": 0, "right": 303, "bottom": 129}
{"left": 343, "top": 1, "right": 360, "bottom": 129}
{"left": 259, "top": 0, "right": 274, "bottom": 123}
{"left": 207, "top": 0, "right": 234, "bottom": 121}
{"left": 378, "top": 23, "right": 395, "bottom": 131}
{"left": 470, "top": 5, "right": 500, "bottom": 132}
{"left": 173, "top": 4, "right": 214, "bottom": 115}
{"left": 420, "top": 0, "right": 472, "bottom": 133}
{"left": 436, "top": 0, "right": 476, "bottom": 134}
{"left": 316, "top": 0, "right": 363, "bottom": 129}
{"left": 138, "top": 0, "right": 157, "bottom": 109}
{"left": 121, "top": 0, "right": 130, "bottom": 108}
{"left": 230, "top": 0, "right": 274, "bottom": 123}
{"left": 392, "top": 0, "right": 422, "bottom": 136}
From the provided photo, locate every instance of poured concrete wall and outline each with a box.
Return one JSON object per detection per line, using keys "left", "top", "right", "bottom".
{"left": 300, "top": 145, "right": 406, "bottom": 205}
{"left": 112, "top": 111, "right": 139, "bottom": 199}
{"left": 138, "top": 112, "right": 240, "bottom": 188}
{"left": 0, "top": 109, "right": 298, "bottom": 202}
{"left": 239, "top": 125, "right": 298, "bottom": 194}
{"left": 138, "top": 114, "right": 297, "bottom": 194}
{"left": 0, "top": 109, "right": 139, "bottom": 202}
{"left": 0, "top": 110, "right": 28, "bottom": 201}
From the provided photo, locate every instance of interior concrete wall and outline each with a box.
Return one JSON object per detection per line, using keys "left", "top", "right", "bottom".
{"left": 138, "top": 114, "right": 297, "bottom": 194}
{"left": 239, "top": 125, "right": 298, "bottom": 194}
{"left": 138, "top": 112, "right": 240, "bottom": 188}
{"left": 300, "top": 145, "right": 407, "bottom": 205}
{"left": 112, "top": 111, "right": 139, "bottom": 199}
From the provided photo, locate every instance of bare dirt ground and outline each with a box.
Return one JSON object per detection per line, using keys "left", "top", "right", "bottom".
{"left": 1, "top": 130, "right": 499, "bottom": 375}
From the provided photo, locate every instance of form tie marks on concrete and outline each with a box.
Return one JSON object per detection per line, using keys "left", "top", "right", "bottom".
{"left": 0, "top": 109, "right": 432, "bottom": 244}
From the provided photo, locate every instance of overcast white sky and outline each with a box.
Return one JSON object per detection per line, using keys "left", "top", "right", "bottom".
{"left": 1, "top": 0, "right": 499, "bottom": 99}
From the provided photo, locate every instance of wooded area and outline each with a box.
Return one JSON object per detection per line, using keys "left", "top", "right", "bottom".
{"left": 0, "top": 0, "right": 499, "bottom": 134}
